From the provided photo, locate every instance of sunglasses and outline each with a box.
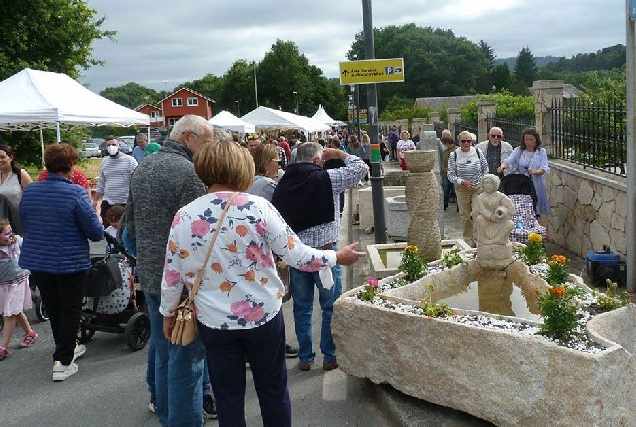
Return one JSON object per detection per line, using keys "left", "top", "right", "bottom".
{"left": 459, "top": 140, "right": 472, "bottom": 143}
{"left": 490, "top": 134, "right": 503, "bottom": 139}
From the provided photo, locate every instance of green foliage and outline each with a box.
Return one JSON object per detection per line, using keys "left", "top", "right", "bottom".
{"left": 398, "top": 245, "right": 427, "bottom": 282}
{"left": 421, "top": 284, "right": 454, "bottom": 317}
{"left": 546, "top": 255, "right": 570, "bottom": 286}
{"left": 491, "top": 63, "right": 512, "bottom": 92}
{"left": 520, "top": 233, "right": 547, "bottom": 265}
{"left": 514, "top": 47, "right": 538, "bottom": 87}
{"left": 540, "top": 44, "right": 625, "bottom": 74}
{"left": 100, "top": 83, "right": 162, "bottom": 109}
{"left": 379, "top": 100, "right": 432, "bottom": 128}
{"left": 440, "top": 247, "right": 464, "bottom": 269}
{"left": 359, "top": 278, "right": 379, "bottom": 302}
{"left": 537, "top": 285, "right": 580, "bottom": 340}
{"left": 593, "top": 279, "right": 630, "bottom": 311}
{"left": 458, "top": 92, "right": 533, "bottom": 126}
{"left": 0, "top": 0, "right": 115, "bottom": 81}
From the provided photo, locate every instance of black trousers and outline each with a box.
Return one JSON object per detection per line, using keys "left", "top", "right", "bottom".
{"left": 32, "top": 271, "right": 85, "bottom": 365}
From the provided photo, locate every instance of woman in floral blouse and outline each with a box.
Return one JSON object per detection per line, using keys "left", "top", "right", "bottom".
{"left": 160, "top": 137, "right": 365, "bottom": 427}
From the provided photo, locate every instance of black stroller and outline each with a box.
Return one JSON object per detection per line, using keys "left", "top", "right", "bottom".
{"left": 77, "top": 233, "right": 150, "bottom": 351}
{"left": 499, "top": 174, "right": 547, "bottom": 244}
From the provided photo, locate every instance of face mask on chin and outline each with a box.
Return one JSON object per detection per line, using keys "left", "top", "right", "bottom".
{"left": 106, "top": 146, "right": 119, "bottom": 156}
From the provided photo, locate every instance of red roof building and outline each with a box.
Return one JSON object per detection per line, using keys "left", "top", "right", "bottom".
{"left": 135, "top": 104, "right": 163, "bottom": 127}
{"left": 159, "top": 88, "right": 215, "bottom": 126}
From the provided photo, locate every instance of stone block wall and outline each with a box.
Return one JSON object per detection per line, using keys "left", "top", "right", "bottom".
{"left": 547, "top": 160, "right": 626, "bottom": 257}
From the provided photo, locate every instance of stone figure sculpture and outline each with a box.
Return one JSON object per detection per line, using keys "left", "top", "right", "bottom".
{"left": 474, "top": 174, "right": 516, "bottom": 269}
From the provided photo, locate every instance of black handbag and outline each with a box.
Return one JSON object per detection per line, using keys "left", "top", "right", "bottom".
{"left": 83, "top": 254, "right": 124, "bottom": 297}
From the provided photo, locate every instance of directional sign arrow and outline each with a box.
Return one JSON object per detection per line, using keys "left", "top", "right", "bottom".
{"left": 341, "top": 69, "right": 349, "bottom": 77}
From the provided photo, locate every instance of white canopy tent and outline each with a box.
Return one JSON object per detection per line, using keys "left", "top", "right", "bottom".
{"left": 312, "top": 104, "right": 345, "bottom": 126}
{"left": 0, "top": 68, "right": 149, "bottom": 137}
{"left": 208, "top": 110, "right": 255, "bottom": 134}
{"left": 241, "top": 106, "right": 328, "bottom": 133}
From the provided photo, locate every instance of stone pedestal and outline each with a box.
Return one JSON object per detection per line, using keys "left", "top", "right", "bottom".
{"left": 404, "top": 150, "right": 441, "bottom": 261}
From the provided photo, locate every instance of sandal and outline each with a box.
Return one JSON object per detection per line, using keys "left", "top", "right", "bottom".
{"left": 18, "top": 331, "right": 38, "bottom": 348}
{"left": 0, "top": 346, "right": 9, "bottom": 360}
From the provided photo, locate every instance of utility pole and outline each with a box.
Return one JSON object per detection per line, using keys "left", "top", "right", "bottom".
{"left": 362, "top": 0, "right": 386, "bottom": 244}
{"left": 626, "top": 0, "right": 636, "bottom": 291}
{"left": 253, "top": 61, "right": 259, "bottom": 108}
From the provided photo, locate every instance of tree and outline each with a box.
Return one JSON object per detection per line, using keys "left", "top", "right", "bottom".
{"left": 491, "top": 63, "right": 512, "bottom": 92}
{"left": 100, "top": 83, "right": 162, "bottom": 109}
{"left": 348, "top": 24, "right": 491, "bottom": 110}
{"left": 514, "top": 47, "right": 538, "bottom": 87}
{"left": 0, "top": 0, "right": 115, "bottom": 81}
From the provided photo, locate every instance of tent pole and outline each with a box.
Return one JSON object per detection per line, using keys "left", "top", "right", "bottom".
{"left": 40, "top": 129, "right": 45, "bottom": 168}
{"left": 56, "top": 122, "right": 61, "bottom": 142}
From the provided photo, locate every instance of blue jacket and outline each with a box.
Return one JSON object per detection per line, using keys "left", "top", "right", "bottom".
{"left": 19, "top": 173, "right": 103, "bottom": 274}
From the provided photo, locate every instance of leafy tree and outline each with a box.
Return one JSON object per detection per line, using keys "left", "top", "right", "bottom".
{"left": 348, "top": 24, "right": 491, "bottom": 110}
{"left": 514, "top": 47, "right": 538, "bottom": 87}
{"left": 218, "top": 60, "right": 255, "bottom": 116}
{"left": 100, "top": 83, "right": 162, "bottom": 109}
{"left": 491, "top": 63, "right": 512, "bottom": 92}
{"left": 475, "top": 40, "right": 495, "bottom": 93}
{"left": 0, "top": 0, "right": 115, "bottom": 81}
{"left": 180, "top": 74, "right": 223, "bottom": 103}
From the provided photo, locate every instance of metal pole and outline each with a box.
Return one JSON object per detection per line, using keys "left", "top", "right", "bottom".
{"left": 355, "top": 85, "right": 361, "bottom": 142}
{"left": 362, "top": 0, "right": 386, "bottom": 244}
{"left": 253, "top": 61, "right": 259, "bottom": 108}
{"left": 626, "top": 0, "right": 636, "bottom": 291}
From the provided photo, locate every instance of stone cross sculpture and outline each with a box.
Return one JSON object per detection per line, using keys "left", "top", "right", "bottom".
{"left": 404, "top": 150, "right": 441, "bottom": 261}
{"left": 474, "top": 174, "right": 516, "bottom": 269}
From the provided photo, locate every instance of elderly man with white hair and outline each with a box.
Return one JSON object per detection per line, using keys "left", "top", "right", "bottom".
{"left": 476, "top": 127, "right": 513, "bottom": 178}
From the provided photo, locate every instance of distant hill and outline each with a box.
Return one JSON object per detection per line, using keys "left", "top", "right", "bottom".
{"left": 493, "top": 55, "right": 564, "bottom": 69}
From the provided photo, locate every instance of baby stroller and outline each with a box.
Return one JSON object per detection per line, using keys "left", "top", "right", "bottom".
{"left": 78, "top": 233, "right": 150, "bottom": 351}
{"left": 499, "top": 174, "right": 547, "bottom": 244}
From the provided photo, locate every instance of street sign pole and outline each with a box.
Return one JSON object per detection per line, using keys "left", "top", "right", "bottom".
{"left": 626, "top": 0, "right": 636, "bottom": 291}
{"left": 362, "top": 0, "right": 386, "bottom": 244}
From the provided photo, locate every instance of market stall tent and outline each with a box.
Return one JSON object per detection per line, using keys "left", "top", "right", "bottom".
{"left": 208, "top": 110, "right": 255, "bottom": 134}
{"left": 0, "top": 68, "right": 149, "bottom": 133}
{"left": 312, "top": 104, "right": 344, "bottom": 126}
{"left": 241, "top": 106, "right": 328, "bottom": 133}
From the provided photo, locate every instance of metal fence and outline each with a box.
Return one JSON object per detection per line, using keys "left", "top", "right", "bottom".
{"left": 453, "top": 121, "right": 478, "bottom": 141}
{"left": 550, "top": 98, "right": 627, "bottom": 177}
{"left": 485, "top": 114, "right": 535, "bottom": 148}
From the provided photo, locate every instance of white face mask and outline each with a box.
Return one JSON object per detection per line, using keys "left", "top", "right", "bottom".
{"left": 106, "top": 146, "right": 119, "bottom": 156}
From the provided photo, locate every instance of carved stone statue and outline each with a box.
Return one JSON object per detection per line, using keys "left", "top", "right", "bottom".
{"left": 474, "top": 174, "right": 516, "bottom": 269}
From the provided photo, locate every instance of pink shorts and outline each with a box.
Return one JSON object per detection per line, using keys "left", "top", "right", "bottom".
{"left": 0, "top": 276, "right": 32, "bottom": 316}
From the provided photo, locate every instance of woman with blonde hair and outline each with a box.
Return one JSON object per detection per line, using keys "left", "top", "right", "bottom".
{"left": 160, "top": 137, "right": 365, "bottom": 426}
{"left": 248, "top": 143, "right": 280, "bottom": 201}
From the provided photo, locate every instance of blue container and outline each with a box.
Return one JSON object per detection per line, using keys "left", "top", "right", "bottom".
{"left": 587, "top": 250, "right": 621, "bottom": 265}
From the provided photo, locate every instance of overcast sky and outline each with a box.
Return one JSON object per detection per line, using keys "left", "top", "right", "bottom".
{"left": 81, "top": 0, "right": 627, "bottom": 94}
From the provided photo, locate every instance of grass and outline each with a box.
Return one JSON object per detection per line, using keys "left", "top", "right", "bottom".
{"left": 25, "top": 158, "right": 101, "bottom": 181}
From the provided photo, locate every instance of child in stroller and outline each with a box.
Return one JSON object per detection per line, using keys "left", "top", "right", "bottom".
{"left": 78, "top": 232, "right": 149, "bottom": 351}
{"left": 499, "top": 174, "right": 547, "bottom": 244}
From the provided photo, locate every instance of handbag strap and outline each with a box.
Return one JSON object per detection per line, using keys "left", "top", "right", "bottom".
{"left": 188, "top": 192, "right": 238, "bottom": 299}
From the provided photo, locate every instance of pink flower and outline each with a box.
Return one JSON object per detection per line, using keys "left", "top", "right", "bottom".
{"left": 230, "top": 300, "right": 252, "bottom": 318}
{"left": 366, "top": 277, "right": 379, "bottom": 287}
{"left": 244, "top": 305, "right": 265, "bottom": 322}
{"left": 163, "top": 267, "right": 181, "bottom": 287}
{"left": 246, "top": 244, "right": 264, "bottom": 263}
{"left": 218, "top": 192, "right": 249, "bottom": 206}
{"left": 191, "top": 219, "right": 211, "bottom": 237}
{"left": 171, "top": 213, "right": 180, "bottom": 228}
{"left": 259, "top": 253, "right": 274, "bottom": 268}
{"left": 255, "top": 220, "right": 267, "bottom": 237}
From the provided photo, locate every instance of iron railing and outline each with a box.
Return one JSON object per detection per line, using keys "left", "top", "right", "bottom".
{"left": 550, "top": 98, "right": 626, "bottom": 177}
{"left": 453, "top": 120, "right": 478, "bottom": 141}
{"left": 485, "top": 114, "right": 535, "bottom": 148}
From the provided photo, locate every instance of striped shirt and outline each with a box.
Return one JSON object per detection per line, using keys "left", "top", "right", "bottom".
{"left": 96, "top": 154, "right": 138, "bottom": 204}
{"left": 297, "top": 155, "right": 368, "bottom": 248}
{"left": 447, "top": 147, "right": 488, "bottom": 186}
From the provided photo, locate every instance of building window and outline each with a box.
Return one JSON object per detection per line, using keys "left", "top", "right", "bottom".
{"left": 150, "top": 111, "right": 159, "bottom": 118}
{"left": 172, "top": 98, "right": 183, "bottom": 107}
{"left": 187, "top": 97, "right": 198, "bottom": 106}
{"left": 168, "top": 118, "right": 177, "bottom": 126}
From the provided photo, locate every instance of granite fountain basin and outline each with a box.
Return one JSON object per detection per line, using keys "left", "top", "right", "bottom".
{"left": 332, "top": 259, "right": 636, "bottom": 426}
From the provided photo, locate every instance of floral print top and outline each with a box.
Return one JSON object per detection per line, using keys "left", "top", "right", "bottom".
{"left": 159, "top": 192, "right": 337, "bottom": 330}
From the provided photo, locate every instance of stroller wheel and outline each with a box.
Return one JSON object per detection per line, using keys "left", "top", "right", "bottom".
{"left": 34, "top": 297, "right": 49, "bottom": 322}
{"left": 78, "top": 322, "right": 96, "bottom": 344}
{"left": 125, "top": 312, "right": 150, "bottom": 351}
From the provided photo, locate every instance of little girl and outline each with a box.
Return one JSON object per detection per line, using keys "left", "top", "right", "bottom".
{"left": 0, "top": 218, "right": 36, "bottom": 360}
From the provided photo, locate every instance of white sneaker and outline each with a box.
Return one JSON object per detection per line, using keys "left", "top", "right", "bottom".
{"left": 73, "top": 344, "right": 86, "bottom": 362}
{"left": 53, "top": 361, "right": 78, "bottom": 381}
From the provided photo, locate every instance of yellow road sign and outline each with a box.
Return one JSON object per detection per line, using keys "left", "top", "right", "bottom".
{"left": 339, "top": 58, "right": 405, "bottom": 85}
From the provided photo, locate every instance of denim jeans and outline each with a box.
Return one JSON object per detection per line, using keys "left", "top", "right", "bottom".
{"left": 146, "top": 292, "right": 206, "bottom": 427}
{"left": 200, "top": 310, "right": 291, "bottom": 427}
{"left": 441, "top": 174, "right": 453, "bottom": 208}
{"left": 289, "top": 262, "right": 342, "bottom": 364}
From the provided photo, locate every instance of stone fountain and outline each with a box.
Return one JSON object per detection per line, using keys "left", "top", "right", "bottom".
{"left": 333, "top": 177, "right": 636, "bottom": 425}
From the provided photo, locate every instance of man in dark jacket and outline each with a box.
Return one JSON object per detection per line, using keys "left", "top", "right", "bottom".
{"left": 271, "top": 142, "right": 367, "bottom": 372}
{"left": 126, "top": 115, "right": 214, "bottom": 425}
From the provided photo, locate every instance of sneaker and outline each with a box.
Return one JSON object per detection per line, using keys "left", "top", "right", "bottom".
{"left": 0, "top": 346, "right": 9, "bottom": 361}
{"left": 73, "top": 343, "right": 86, "bottom": 362}
{"left": 203, "top": 394, "right": 217, "bottom": 420}
{"left": 285, "top": 343, "right": 299, "bottom": 358}
{"left": 148, "top": 396, "right": 156, "bottom": 413}
{"left": 53, "top": 361, "right": 78, "bottom": 381}
{"left": 18, "top": 331, "right": 38, "bottom": 348}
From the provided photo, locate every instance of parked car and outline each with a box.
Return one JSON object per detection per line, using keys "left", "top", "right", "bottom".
{"left": 117, "top": 141, "right": 133, "bottom": 155}
{"left": 80, "top": 142, "right": 101, "bottom": 159}
{"left": 118, "top": 136, "right": 136, "bottom": 147}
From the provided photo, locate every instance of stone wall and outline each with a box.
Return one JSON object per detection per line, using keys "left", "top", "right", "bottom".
{"left": 547, "top": 160, "right": 626, "bottom": 258}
